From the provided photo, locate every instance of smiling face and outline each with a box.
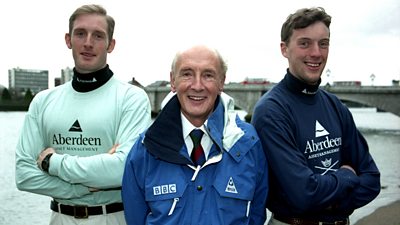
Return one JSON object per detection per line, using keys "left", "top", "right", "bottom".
{"left": 281, "top": 21, "right": 330, "bottom": 85}
{"left": 170, "top": 46, "right": 225, "bottom": 127}
{"left": 65, "top": 13, "right": 115, "bottom": 74}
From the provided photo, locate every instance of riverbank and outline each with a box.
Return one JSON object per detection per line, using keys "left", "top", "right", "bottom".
{"left": 0, "top": 101, "right": 30, "bottom": 111}
{"left": 354, "top": 200, "right": 400, "bottom": 225}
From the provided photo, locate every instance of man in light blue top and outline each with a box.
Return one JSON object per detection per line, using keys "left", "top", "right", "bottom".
{"left": 122, "top": 45, "right": 268, "bottom": 225}
{"left": 15, "top": 4, "right": 151, "bottom": 225}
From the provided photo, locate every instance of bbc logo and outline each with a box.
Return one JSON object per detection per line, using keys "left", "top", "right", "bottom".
{"left": 153, "top": 184, "right": 177, "bottom": 196}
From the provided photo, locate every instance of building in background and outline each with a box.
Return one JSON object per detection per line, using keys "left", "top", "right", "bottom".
{"left": 54, "top": 77, "right": 61, "bottom": 87}
{"left": 128, "top": 77, "right": 145, "bottom": 88}
{"left": 61, "top": 67, "right": 73, "bottom": 84}
{"left": 8, "top": 68, "right": 48, "bottom": 98}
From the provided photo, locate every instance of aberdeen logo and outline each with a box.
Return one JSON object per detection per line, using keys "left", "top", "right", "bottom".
{"left": 52, "top": 119, "right": 101, "bottom": 148}
{"left": 315, "top": 120, "right": 329, "bottom": 138}
{"left": 314, "top": 158, "right": 338, "bottom": 175}
{"left": 321, "top": 158, "right": 332, "bottom": 167}
{"left": 225, "top": 177, "right": 238, "bottom": 194}
{"left": 69, "top": 120, "right": 82, "bottom": 132}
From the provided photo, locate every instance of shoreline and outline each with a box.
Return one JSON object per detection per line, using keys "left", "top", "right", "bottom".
{"left": 354, "top": 200, "right": 400, "bottom": 225}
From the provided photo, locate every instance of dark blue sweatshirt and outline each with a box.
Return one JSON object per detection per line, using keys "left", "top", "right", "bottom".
{"left": 251, "top": 71, "right": 380, "bottom": 222}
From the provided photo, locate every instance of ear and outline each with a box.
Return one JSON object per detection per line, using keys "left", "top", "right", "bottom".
{"left": 65, "top": 33, "right": 72, "bottom": 49}
{"left": 170, "top": 71, "right": 176, "bottom": 92}
{"left": 219, "top": 75, "right": 226, "bottom": 93}
{"left": 107, "top": 39, "right": 116, "bottom": 53}
{"left": 280, "top": 41, "right": 288, "bottom": 58}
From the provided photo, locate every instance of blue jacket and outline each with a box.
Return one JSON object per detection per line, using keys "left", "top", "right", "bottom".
{"left": 252, "top": 72, "right": 380, "bottom": 222}
{"left": 122, "top": 93, "right": 268, "bottom": 225}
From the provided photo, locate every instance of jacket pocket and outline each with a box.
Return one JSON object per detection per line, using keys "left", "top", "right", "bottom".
{"left": 213, "top": 176, "right": 255, "bottom": 218}
{"left": 145, "top": 182, "right": 188, "bottom": 217}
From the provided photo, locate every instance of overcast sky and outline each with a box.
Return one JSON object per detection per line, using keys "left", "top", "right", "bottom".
{"left": 1, "top": 0, "right": 399, "bottom": 88}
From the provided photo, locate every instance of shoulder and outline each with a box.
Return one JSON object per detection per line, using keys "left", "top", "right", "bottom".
{"left": 127, "top": 133, "right": 148, "bottom": 160}
{"left": 30, "top": 83, "right": 69, "bottom": 105}
{"left": 36, "top": 83, "right": 68, "bottom": 97}
{"left": 255, "top": 83, "right": 288, "bottom": 109}
{"left": 236, "top": 117, "right": 258, "bottom": 136}
{"left": 253, "top": 88, "right": 288, "bottom": 124}
{"left": 233, "top": 117, "right": 261, "bottom": 151}
{"left": 112, "top": 77, "right": 146, "bottom": 93}
{"left": 319, "top": 88, "right": 340, "bottom": 101}
{"left": 319, "top": 89, "right": 349, "bottom": 111}
{"left": 110, "top": 77, "right": 149, "bottom": 102}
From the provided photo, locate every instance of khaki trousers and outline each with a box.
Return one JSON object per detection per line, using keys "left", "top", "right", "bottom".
{"left": 49, "top": 211, "right": 126, "bottom": 225}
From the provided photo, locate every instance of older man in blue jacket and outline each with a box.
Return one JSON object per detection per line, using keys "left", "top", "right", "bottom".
{"left": 122, "top": 45, "right": 268, "bottom": 225}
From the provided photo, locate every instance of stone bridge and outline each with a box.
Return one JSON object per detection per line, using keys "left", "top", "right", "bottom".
{"left": 144, "top": 84, "right": 400, "bottom": 117}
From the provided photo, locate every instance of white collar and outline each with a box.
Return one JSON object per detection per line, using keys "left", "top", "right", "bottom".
{"left": 181, "top": 112, "right": 207, "bottom": 139}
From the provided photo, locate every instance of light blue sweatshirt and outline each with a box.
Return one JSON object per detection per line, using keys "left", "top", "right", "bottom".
{"left": 16, "top": 75, "right": 151, "bottom": 206}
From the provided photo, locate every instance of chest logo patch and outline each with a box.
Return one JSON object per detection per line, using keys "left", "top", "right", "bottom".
{"left": 225, "top": 177, "right": 238, "bottom": 194}
{"left": 69, "top": 120, "right": 82, "bottom": 132}
{"left": 314, "top": 158, "right": 338, "bottom": 175}
{"left": 315, "top": 120, "right": 330, "bottom": 137}
{"left": 153, "top": 184, "right": 177, "bottom": 196}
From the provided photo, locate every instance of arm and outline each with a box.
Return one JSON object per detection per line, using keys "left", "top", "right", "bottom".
{"left": 48, "top": 89, "right": 152, "bottom": 188}
{"left": 335, "top": 107, "right": 380, "bottom": 211}
{"left": 15, "top": 106, "right": 90, "bottom": 199}
{"left": 122, "top": 136, "right": 149, "bottom": 225}
{"left": 249, "top": 141, "right": 269, "bottom": 225}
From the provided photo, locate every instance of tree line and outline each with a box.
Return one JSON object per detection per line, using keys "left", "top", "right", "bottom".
{"left": 0, "top": 88, "right": 34, "bottom": 111}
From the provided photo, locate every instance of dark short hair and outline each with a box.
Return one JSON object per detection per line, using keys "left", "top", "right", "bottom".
{"left": 281, "top": 7, "right": 331, "bottom": 44}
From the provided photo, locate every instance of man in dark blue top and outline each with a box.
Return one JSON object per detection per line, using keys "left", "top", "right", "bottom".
{"left": 252, "top": 7, "right": 380, "bottom": 225}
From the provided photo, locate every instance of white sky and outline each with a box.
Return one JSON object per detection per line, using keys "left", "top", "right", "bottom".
{"left": 1, "top": 0, "right": 399, "bottom": 88}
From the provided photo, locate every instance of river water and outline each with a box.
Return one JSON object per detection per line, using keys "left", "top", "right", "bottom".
{"left": 1, "top": 110, "right": 399, "bottom": 225}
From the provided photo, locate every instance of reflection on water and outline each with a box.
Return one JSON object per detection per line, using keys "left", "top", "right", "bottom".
{"left": 350, "top": 108, "right": 400, "bottom": 131}
{"left": 350, "top": 129, "right": 400, "bottom": 223}
{"left": 0, "top": 109, "right": 399, "bottom": 225}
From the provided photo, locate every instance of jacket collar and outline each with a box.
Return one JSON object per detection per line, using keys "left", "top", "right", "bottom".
{"left": 144, "top": 93, "right": 244, "bottom": 165}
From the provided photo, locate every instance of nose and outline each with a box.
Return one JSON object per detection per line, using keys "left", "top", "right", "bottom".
{"left": 309, "top": 43, "right": 322, "bottom": 57}
{"left": 191, "top": 74, "right": 204, "bottom": 91}
{"left": 83, "top": 34, "right": 94, "bottom": 47}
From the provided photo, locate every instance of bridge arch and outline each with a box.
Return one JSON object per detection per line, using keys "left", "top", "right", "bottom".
{"left": 144, "top": 85, "right": 400, "bottom": 117}
{"left": 325, "top": 86, "right": 400, "bottom": 117}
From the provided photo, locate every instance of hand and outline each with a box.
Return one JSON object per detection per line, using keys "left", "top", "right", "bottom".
{"left": 341, "top": 164, "right": 356, "bottom": 175}
{"left": 37, "top": 148, "right": 56, "bottom": 170}
{"left": 108, "top": 144, "right": 119, "bottom": 154}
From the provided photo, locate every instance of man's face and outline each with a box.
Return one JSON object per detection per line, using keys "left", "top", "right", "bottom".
{"left": 281, "top": 21, "right": 330, "bottom": 85}
{"left": 170, "top": 46, "right": 225, "bottom": 127}
{"left": 65, "top": 14, "right": 115, "bottom": 74}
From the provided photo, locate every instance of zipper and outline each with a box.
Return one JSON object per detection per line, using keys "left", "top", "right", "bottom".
{"left": 168, "top": 198, "right": 180, "bottom": 216}
{"left": 246, "top": 201, "right": 251, "bottom": 217}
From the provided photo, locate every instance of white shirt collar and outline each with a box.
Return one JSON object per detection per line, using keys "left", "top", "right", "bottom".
{"left": 181, "top": 113, "right": 207, "bottom": 139}
{"left": 181, "top": 112, "right": 212, "bottom": 159}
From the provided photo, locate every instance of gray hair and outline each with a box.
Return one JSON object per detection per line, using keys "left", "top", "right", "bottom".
{"left": 170, "top": 46, "right": 228, "bottom": 77}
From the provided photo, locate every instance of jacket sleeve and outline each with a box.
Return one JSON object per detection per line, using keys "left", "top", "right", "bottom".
{"left": 249, "top": 140, "right": 269, "bottom": 225}
{"left": 48, "top": 88, "right": 152, "bottom": 189}
{"left": 15, "top": 98, "right": 90, "bottom": 199}
{"left": 334, "top": 106, "right": 380, "bottom": 211}
{"left": 122, "top": 136, "right": 149, "bottom": 225}
{"left": 252, "top": 100, "right": 360, "bottom": 214}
